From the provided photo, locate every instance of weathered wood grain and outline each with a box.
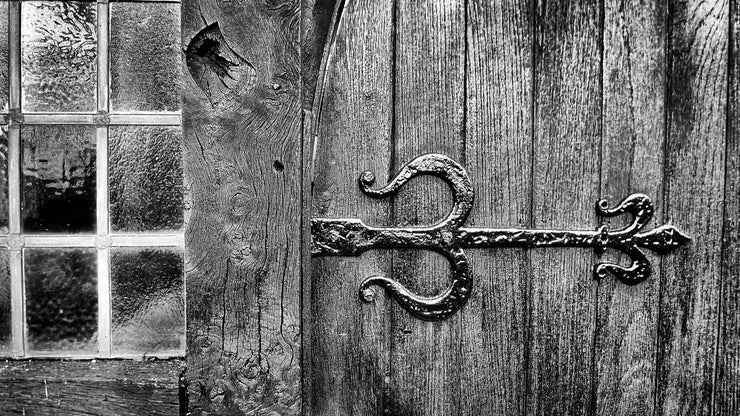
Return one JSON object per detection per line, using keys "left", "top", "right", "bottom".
{"left": 301, "top": 0, "right": 338, "bottom": 109}
{"left": 528, "top": 1, "right": 602, "bottom": 414}
{"left": 307, "top": 0, "right": 394, "bottom": 413}
{"left": 0, "top": 359, "right": 184, "bottom": 415}
{"left": 595, "top": 1, "right": 666, "bottom": 415}
{"left": 716, "top": 1, "right": 740, "bottom": 413}
{"left": 182, "top": 1, "right": 302, "bottom": 414}
{"left": 656, "top": 0, "right": 728, "bottom": 414}
{"left": 460, "top": 1, "right": 532, "bottom": 415}
{"left": 388, "top": 0, "right": 465, "bottom": 414}
{"left": 300, "top": 0, "right": 735, "bottom": 414}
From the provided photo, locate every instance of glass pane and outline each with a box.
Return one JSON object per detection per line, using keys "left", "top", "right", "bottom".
{"left": 0, "top": 3, "right": 8, "bottom": 112}
{"left": 111, "top": 248, "right": 184, "bottom": 355}
{"left": 0, "top": 126, "right": 8, "bottom": 234}
{"left": 21, "top": 1, "right": 97, "bottom": 112}
{"left": 110, "top": 126, "right": 183, "bottom": 232}
{"left": 110, "top": 3, "right": 181, "bottom": 112}
{"left": 22, "top": 125, "right": 97, "bottom": 233}
{"left": 0, "top": 250, "right": 10, "bottom": 356}
{"left": 25, "top": 248, "right": 97, "bottom": 354}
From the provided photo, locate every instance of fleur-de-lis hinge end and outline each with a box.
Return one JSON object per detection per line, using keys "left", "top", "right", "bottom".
{"left": 588, "top": 193, "right": 691, "bottom": 285}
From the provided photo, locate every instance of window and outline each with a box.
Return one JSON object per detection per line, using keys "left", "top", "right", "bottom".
{"left": 0, "top": 0, "right": 184, "bottom": 359}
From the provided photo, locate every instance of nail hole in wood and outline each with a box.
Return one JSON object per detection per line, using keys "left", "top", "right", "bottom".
{"left": 273, "top": 160, "right": 284, "bottom": 173}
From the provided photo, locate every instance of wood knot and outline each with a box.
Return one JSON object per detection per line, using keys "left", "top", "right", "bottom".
{"left": 186, "top": 22, "right": 256, "bottom": 109}
{"left": 230, "top": 191, "right": 255, "bottom": 218}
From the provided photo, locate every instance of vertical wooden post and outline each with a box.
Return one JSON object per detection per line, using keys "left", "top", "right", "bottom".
{"left": 182, "top": 1, "right": 302, "bottom": 413}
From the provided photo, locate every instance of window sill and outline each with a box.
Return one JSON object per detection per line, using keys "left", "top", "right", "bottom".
{"left": 0, "top": 358, "right": 185, "bottom": 415}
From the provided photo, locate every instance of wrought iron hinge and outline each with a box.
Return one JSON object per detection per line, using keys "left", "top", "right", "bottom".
{"left": 311, "top": 153, "right": 690, "bottom": 321}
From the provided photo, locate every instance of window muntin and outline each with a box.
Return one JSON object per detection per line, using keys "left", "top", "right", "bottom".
{"left": 0, "top": 0, "right": 184, "bottom": 359}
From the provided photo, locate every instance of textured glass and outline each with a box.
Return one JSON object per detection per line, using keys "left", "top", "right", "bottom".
{"left": 111, "top": 248, "right": 184, "bottom": 355}
{"left": 22, "top": 125, "right": 96, "bottom": 233}
{"left": 0, "top": 126, "right": 8, "bottom": 234}
{"left": 21, "top": 2, "right": 97, "bottom": 112}
{"left": 0, "top": 251, "right": 10, "bottom": 356}
{"left": 25, "top": 248, "right": 97, "bottom": 354}
{"left": 110, "top": 126, "right": 183, "bottom": 232}
{"left": 110, "top": 3, "right": 181, "bottom": 112}
{"left": 0, "top": 3, "right": 9, "bottom": 112}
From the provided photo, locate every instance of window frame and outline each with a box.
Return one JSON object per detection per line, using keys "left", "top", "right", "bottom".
{"left": 3, "top": 0, "right": 184, "bottom": 359}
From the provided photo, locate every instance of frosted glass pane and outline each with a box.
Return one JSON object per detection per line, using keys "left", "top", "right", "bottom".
{"left": 109, "top": 126, "right": 183, "bottom": 232}
{"left": 111, "top": 248, "right": 184, "bottom": 355}
{"left": 110, "top": 3, "right": 181, "bottom": 112}
{"left": 0, "top": 251, "right": 10, "bottom": 356}
{"left": 0, "top": 126, "right": 8, "bottom": 234}
{"left": 22, "top": 125, "right": 97, "bottom": 233}
{"left": 25, "top": 248, "right": 97, "bottom": 354}
{"left": 21, "top": 2, "right": 97, "bottom": 112}
{"left": 0, "top": 3, "right": 8, "bottom": 112}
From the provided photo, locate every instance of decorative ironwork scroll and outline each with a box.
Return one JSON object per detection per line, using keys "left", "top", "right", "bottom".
{"left": 311, "top": 153, "right": 690, "bottom": 321}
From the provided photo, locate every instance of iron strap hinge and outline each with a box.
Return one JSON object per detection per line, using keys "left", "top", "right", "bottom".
{"left": 311, "top": 153, "right": 690, "bottom": 321}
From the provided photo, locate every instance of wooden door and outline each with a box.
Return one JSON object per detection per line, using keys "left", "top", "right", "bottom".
{"left": 297, "top": 0, "right": 738, "bottom": 415}
{"left": 180, "top": 0, "right": 740, "bottom": 414}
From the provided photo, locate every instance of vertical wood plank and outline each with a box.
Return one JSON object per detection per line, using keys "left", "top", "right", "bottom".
{"left": 182, "top": 1, "right": 302, "bottom": 413}
{"left": 716, "top": 1, "right": 740, "bottom": 412}
{"left": 308, "top": 0, "right": 394, "bottom": 413}
{"left": 657, "top": 0, "right": 728, "bottom": 414}
{"left": 529, "top": 1, "right": 602, "bottom": 414}
{"left": 461, "top": 0, "right": 532, "bottom": 414}
{"left": 301, "top": 0, "right": 339, "bottom": 110}
{"left": 595, "top": 1, "right": 666, "bottom": 414}
{"left": 388, "top": 0, "right": 465, "bottom": 414}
